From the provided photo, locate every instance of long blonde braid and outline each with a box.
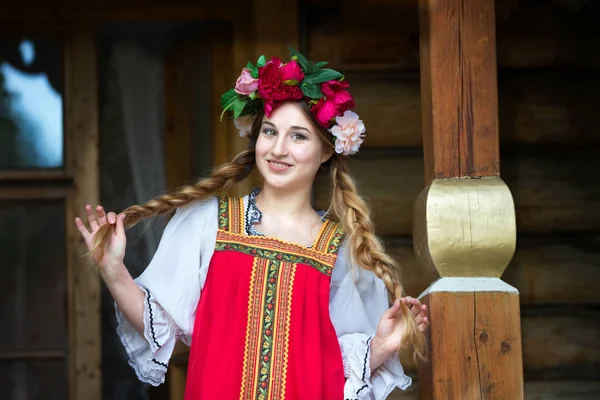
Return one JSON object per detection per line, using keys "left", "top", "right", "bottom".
{"left": 329, "top": 156, "right": 427, "bottom": 363}
{"left": 92, "top": 148, "right": 255, "bottom": 257}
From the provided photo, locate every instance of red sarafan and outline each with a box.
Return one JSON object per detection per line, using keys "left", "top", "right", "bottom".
{"left": 186, "top": 196, "right": 345, "bottom": 400}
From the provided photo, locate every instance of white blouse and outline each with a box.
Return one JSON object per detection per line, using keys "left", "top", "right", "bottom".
{"left": 115, "top": 196, "right": 411, "bottom": 400}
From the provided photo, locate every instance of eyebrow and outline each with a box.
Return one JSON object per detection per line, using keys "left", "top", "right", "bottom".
{"left": 262, "top": 121, "right": 311, "bottom": 133}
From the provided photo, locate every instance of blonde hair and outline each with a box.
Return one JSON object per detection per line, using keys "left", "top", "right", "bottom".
{"left": 93, "top": 101, "right": 426, "bottom": 363}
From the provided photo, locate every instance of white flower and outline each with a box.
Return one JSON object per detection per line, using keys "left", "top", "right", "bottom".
{"left": 234, "top": 115, "right": 253, "bottom": 138}
{"left": 329, "top": 110, "right": 366, "bottom": 156}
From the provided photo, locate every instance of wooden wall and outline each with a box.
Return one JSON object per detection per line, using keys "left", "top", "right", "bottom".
{"left": 306, "top": 0, "right": 600, "bottom": 398}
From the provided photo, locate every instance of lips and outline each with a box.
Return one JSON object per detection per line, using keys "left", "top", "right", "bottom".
{"left": 267, "top": 160, "right": 292, "bottom": 172}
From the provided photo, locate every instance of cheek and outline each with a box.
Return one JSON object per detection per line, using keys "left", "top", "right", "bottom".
{"left": 291, "top": 146, "right": 323, "bottom": 168}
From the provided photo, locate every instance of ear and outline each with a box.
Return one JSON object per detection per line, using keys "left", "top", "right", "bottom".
{"left": 321, "top": 147, "right": 334, "bottom": 164}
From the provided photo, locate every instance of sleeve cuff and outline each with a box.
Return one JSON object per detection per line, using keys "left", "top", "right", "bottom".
{"left": 341, "top": 334, "right": 412, "bottom": 400}
{"left": 115, "top": 286, "right": 180, "bottom": 386}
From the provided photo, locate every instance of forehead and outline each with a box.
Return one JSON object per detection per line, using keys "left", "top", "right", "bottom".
{"left": 262, "top": 103, "right": 313, "bottom": 130}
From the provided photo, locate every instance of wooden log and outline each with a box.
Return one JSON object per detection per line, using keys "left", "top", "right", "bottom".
{"left": 502, "top": 236, "right": 600, "bottom": 305}
{"left": 498, "top": 70, "right": 600, "bottom": 145}
{"left": 316, "top": 148, "right": 600, "bottom": 236}
{"left": 524, "top": 380, "right": 600, "bottom": 399}
{"left": 502, "top": 147, "right": 600, "bottom": 233}
{"left": 521, "top": 307, "right": 600, "bottom": 378}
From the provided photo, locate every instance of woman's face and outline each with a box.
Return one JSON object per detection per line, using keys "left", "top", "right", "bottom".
{"left": 255, "top": 102, "right": 332, "bottom": 192}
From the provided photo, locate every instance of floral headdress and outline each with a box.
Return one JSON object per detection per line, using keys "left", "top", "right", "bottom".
{"left": 220, "top": 47, "right": 365, "bottom": 156}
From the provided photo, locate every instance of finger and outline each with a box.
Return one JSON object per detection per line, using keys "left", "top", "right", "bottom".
{"left": 96, "top": 205, "right": 108, "bottom": 226}
{"left": 384, "top": 299, "right": 402, "bottom": 319}
{"left": 115, "top": 213, "right": 126, "bottom": 237}
{"left": 85, "top": 205, "right": 99, "bottom": 230}
{"left": 107, "top": 212, "right": 117, "bottom": 225}
{"left": 419, "top": 317, "right": 429, "bottom": 332}
{"left": 74, "top": 217, "right": 91, "bottom": 240}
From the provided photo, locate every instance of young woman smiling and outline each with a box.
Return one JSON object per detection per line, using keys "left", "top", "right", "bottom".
{"left": 75, "top": 49, "right": 428, "bottom": 400}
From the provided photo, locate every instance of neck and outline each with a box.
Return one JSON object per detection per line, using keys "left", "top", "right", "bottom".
{"left": 257, "top": 184, "right": 315, "bottom": 218}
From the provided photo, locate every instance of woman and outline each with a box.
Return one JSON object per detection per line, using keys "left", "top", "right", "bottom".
{"left": 75, "top": 49, "right": 429, "bottom": 400}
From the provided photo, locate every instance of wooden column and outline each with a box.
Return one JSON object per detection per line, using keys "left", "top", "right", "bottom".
{"left": 65, "top": 24, "right": 101, "bottom": 400}
{"left": 415, "top": 0, "right": 523, "bottom": 399}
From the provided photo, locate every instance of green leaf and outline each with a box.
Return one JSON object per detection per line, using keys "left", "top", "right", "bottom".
{"left": 306, "top": 60, "right": 317, "bottom": 74}
{"left": 246, "top": 61, "right": 253, "bottom": 70}
{"left": 301, "top": 83, "right": 323, "bottom": 99}
{"left": 233, "top": 97, "right": 246, "bottom": 119}
{"left": 303, "top": 68, "right": 344, "bottom": 84}
{"left": 315, "top": 61, "right": 328, "bottom": 68}
{"left": 250, "top": 66, "right": 259, "bottom": 79}
{"left": 282, "top": 79, "right": 299, "bottom": 86}
{"left": 257, "top": 55, "right": 266, "bottom": 67}
{"left": 220, "top": 88, "right": 237, "bottom": 109}
{"left": 287, "top": 46, "right": 309, "bottom": 71}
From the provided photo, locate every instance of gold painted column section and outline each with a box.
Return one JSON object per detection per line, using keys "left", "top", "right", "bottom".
{"left": 416, "top": 0, "right": 524, "bottom": 398}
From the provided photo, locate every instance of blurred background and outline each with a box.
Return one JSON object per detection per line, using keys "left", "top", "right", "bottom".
{"left": 1, "top": 0, "right": 599, "bottom": 399}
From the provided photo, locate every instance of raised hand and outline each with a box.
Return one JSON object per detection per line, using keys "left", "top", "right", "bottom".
{"left": 74, "top": 205, "right": 127, "bottom": 273}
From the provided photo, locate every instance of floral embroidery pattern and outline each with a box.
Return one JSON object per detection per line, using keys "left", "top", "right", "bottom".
{"left": 215, "top": 235, "right": 334, "bottom": 276}
{"left": 239, "top": 258, "right": 296, "bottom": 400}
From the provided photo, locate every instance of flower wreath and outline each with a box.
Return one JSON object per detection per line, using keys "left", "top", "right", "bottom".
{"left": 220, "top": 47, "right": 365, "bottom": 156}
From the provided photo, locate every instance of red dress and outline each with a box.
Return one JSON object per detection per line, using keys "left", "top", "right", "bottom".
{"left": 184, "top": 196, "right": 347, "bottom": 399}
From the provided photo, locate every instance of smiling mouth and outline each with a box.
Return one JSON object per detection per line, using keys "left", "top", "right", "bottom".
{"left": 267, "top": 160, "right": 292, "bottom": 171}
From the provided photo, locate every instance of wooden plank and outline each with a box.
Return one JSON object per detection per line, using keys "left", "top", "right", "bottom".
{"left": 64, "top": 25, "right": 101, "bottom": 400}
{"left": 418, "top": 290, "right": 524, "bottom": 399}
{"left": 524, "top": 380, "right": 600, "bottom": 399}
{"left": 521, "top": 307, "right": 600, "bottom": 378}
{"left": 419, "top": 0, "right": 500, "bottom": 183}
{"left": 498, "top": 70, "right": 600, "bottom": 144}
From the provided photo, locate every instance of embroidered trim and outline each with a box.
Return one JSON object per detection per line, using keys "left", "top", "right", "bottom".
{"left": 145, "top": 291, "right": 162, "bottom": 350}
{"left": 239, "top": 259, "right": 295, "bottom": 399}
{"left": 356, "top": 336, "right": 373, "bottom": 396}
{"left": 216, "top": 231, "right": 336, "bottom": 276}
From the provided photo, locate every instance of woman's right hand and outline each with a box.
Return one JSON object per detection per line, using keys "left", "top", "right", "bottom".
{"left": 75, "top": 205, "right": 127, "bottom": 275}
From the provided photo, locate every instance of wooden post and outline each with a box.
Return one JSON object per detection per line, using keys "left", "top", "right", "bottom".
{"left": 415, "top": 0, "right": 524, "bottom": 399}
{"left": 65, "top": 24, "right": 101, "bottom": 400}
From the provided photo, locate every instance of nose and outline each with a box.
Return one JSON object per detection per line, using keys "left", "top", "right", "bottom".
{"left": 271, "top": 134, "right": 289, "bottom": 157}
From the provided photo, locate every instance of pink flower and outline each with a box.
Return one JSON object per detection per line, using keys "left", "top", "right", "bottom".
{"left": 258, "top": 58, "right": 303, "bottom": 116}
{"left": 310, "top": 80, "right": 355, "bottom": 128}
{"left": 279, "top": 60, "right": 304, "bottom": 84}
{"left": 235, "top": 68, "right": 259, "bottom": 95}
{"left": 234, "top": 115, "right": 253, "bottom": 137}
{"left": 329, "top": 110, "right": 365, "bottom": 156}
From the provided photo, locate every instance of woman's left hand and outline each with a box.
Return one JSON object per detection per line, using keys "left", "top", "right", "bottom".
{"left": 373, "top": 296, "right": 429, "bottom": 355}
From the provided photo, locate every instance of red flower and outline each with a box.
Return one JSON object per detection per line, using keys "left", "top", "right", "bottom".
{"left": 263, "top": 355, "right": 270, "bottom": 362}
{"left": 311, "top": 80, "right": 355, "bottom": 128}
{"left": 266, "top": 329, "right": 272, "bottom": 336}
{"left": 258, "top": 58, "right": 304, "bottom": 116}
